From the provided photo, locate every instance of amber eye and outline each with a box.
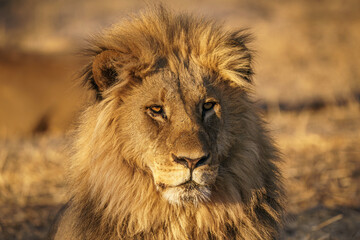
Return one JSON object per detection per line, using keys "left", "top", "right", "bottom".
{"left": 149, "top": 105, "right": 163, "bottom": 114}
{"left": 203, "top": 102, "right": 216, "bottom": 111}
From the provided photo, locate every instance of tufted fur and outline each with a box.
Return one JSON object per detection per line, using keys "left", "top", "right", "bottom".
{"left": 52, "top": 6, "right": 284, "bottom": 240}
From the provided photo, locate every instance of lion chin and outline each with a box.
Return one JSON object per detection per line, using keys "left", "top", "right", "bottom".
{"left": 161, "top": 181, "right": 212, "bottom": 205}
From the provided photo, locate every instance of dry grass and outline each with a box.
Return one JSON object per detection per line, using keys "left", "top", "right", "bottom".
{"left": 270, "top": 103, "right": 360, "bottom": 212}
{"left": 0, "top": 135, "right": 67, "bottom": 239}
{"left": 274, "top": 104, "right": 360, "bottom": 239}
{"left": 0, "top": 0, "right": 359, "bottom": 239}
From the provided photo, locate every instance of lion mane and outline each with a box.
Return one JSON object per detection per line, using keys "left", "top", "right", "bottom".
{"left": 52, "top": 6, "right": 284, "bottom": 240}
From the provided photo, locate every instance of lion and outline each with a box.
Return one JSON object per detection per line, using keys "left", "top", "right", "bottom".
{"left": 51, "top": 6, "right": 284, "bottom": 240}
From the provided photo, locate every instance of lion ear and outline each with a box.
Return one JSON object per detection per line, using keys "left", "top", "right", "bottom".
{"left": 221, "top": 31, "right": 254, "bottom": 86}
{"left": 92, "top": 50, "right": 122, "bottom": 92}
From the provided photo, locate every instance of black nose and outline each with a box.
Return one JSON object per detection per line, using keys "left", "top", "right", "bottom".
{"left": 172, "top": 154, "right": 210, "bottom": 170}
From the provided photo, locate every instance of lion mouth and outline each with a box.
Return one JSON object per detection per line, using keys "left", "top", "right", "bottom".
{"left": 178, "top": 180, "right": 200, "bottom": 190}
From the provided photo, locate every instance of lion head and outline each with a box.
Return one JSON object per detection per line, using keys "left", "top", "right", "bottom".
{"left": 57, "top": 7, "right": 284, "bottom": 240}
{"left": 106, "top": 66, "right": 225, "bottom": 205}
{"left": 89, "top": 45, "right": 251, "bottom": 206}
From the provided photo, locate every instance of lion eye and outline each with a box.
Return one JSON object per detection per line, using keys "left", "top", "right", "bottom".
{"left": 149, "top": 105, "right": 163, "bottom": 114}
{"left": 203, "top": 102, "right": 215, "bottom": 111}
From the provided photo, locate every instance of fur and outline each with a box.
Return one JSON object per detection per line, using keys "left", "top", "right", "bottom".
{"left": 53, "top": 6, "right": 284, "bottom": 240}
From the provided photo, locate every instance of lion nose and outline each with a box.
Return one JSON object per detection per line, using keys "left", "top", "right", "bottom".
{"left": 172, "top": 154, "right": 210, "bottom": 170}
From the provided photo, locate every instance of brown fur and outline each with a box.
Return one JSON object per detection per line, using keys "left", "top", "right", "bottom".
{"left": 53, "top": 6, "right": 284, "bottom": 240}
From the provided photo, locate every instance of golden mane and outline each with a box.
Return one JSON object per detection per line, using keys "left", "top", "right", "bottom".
{"left": 52, "top": 6, "right": 284, "bottom": 240}
{"left": 81, "top": 6, "right": 253, "bottom": 99}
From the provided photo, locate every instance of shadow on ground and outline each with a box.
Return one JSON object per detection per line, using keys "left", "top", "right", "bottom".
{"left": 282, "top": 205, "right": 360, "bottom": 240}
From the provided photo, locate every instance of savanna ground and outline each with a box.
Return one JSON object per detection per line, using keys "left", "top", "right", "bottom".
{"left": 0, "top": 0, "right": 359, "bottom": 239}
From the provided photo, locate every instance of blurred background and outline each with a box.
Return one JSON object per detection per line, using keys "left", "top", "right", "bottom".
{"left": 0, "top": 0, "right": 359, "bottom": 239}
